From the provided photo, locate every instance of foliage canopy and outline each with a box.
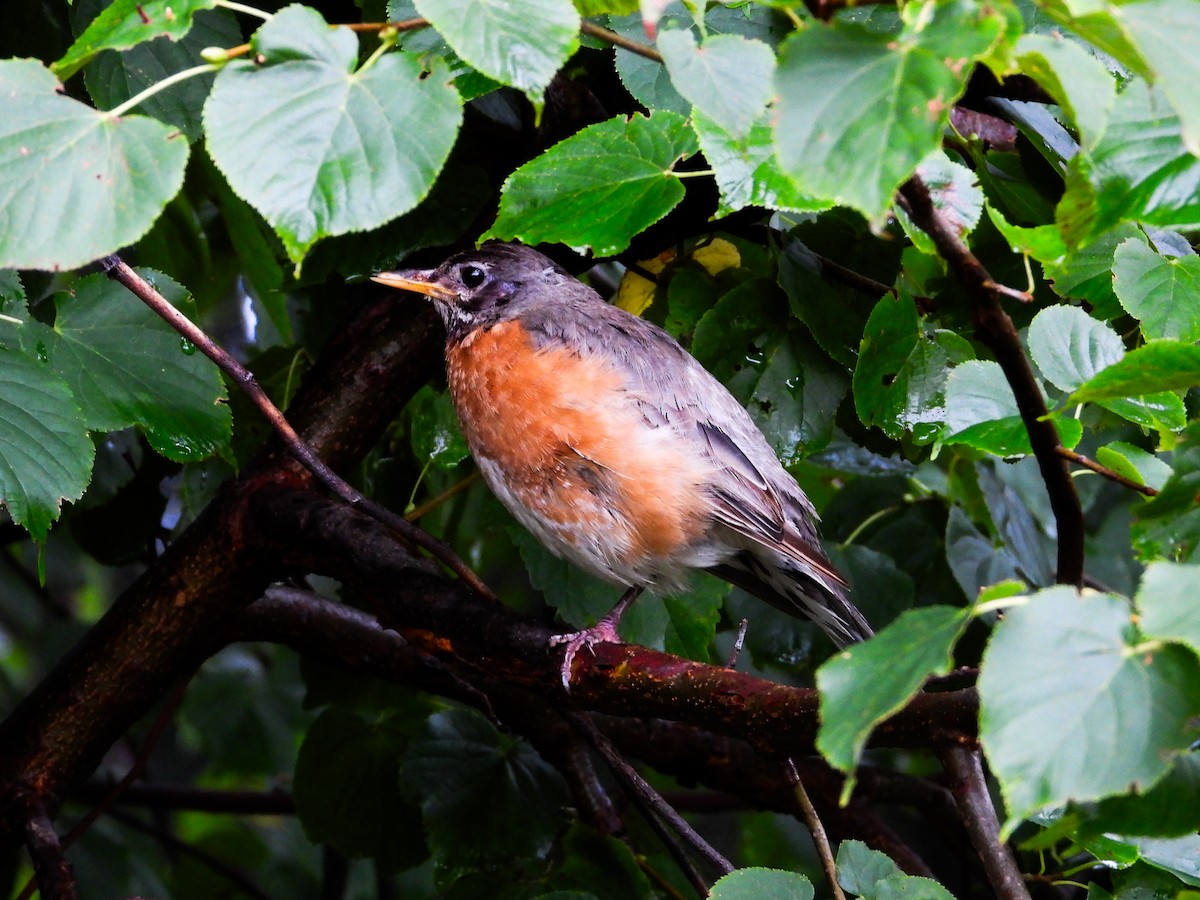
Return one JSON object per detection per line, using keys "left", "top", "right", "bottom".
{"left": 2, "top": 0, "right": 1200, "bottom": 897}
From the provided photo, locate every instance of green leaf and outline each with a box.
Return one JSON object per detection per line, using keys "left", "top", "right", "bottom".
{"left": 1137, "top": 562, "right": 1200, "bottom": 655}
{"left": 1078, "top": 753, "right": 1200, "bottom": 839}
{"left": 1068, "top": 81, "right": 1200, "bottom": 244}
{"left": 1133, "top": 834, "right": 1200, "bottom": 887}
{"left": 778, "top": 235, "right": 882, "bottom": 369}
{"left": 985, "top": 203, "right": 1067, "bottom": 263}
{"left": 53, "top": 0, "right": 215, "bottom": 80}
{"left": 1027, "top": 304, "right": 1124, "bottom": 393}
{"left": 979, "top": 586, "right": 1200, "bottom": 836}
{"left": 817, "top": 606, "right": 968, "bottom": 799}
{"left": 709, "top": 867, "right": 814, "bottom": 900}
{"left": 484, "top": 112, "right": 698, "bottom": 256}
{"left": 413, "top": 0, "right": 580, "bottom": 102}
{"left": 1096, "top": 441, "right": 1172, "bottom": 492}
{"left": 84, "top": 7, "right": 240, "bottom": 141}
{"left": 398, "top": 708, "right": 570, "bottom": 875}
{"left": 1117, "top": 0, "right": 1200, "bottom": 158}
{"left": 942, "top": 360, "right": 1082, "bottom": 456}
{"left": 836, "top": 840, "right": 957, "bottom": 899}
{"left": 1044, "top": 223, "right": 1145, "bottom": 317}
{"left": 854, "top": 293, "right": 974, "bottom": 443}
{"left": 662, "top": 574, "right": 727, "bottom": 661}
{"left": 1113, "top": 238, "right": 1200, "bottom": 343}
{"left": 0, "top": 348, "right": 94, "bottom": 541}
{"left": 748, "top": 326, "right": 848, "bottom": 463}
{"left": 1133, "top": 425, "right": 1200, "bottom": 561}
{"left": 0, "top": 58, "right": 189, "bottom": 272}
{"left": 293, "top": 707, "right": 427, "bottom": 871}
{"left": 0, "top": 272, "right": 27, "bottom": 352}
{"left": 609, "top": 4, "right": 785, "bottom": 120}
{"left": 836, "top": 840, "right": 902, "bottom": 894}
{"left": 34, "top": 271, "right": 230, "bottom": 461}
{"left": 658, "top": 30, "right": 774, "bottom": 140}
{"left": 203, "top": 5, "right": 463, "bottom": 265}
{"left": 1071, "top": 340, "right": 1200, "bottom": 401}
{"left": 1015, "top": 33, "right": 1115, "bottom": 150}
{"left": 409, "top": 386, "right": 469, "bottom": 470}
{"left": 690, "top": 280, "right": 847, "bottom": 460}
{"left": 550, "top": 823, "right": 655, "bottom": 897}
{"left": 895, "top": 152, "right": 984, "bottom": 256}
{"left": 693, "top": 110, "right": 823, "bottom": 217}
{"left": 512, "top": 525, "right": 621, "bottom": 632}
{"left": 774, "top": 0, "right": 1005, "bottom": 220}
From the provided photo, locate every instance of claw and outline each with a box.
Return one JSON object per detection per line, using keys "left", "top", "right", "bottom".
{"left": 550, "top": 620, "right": 623, "bottom": 690}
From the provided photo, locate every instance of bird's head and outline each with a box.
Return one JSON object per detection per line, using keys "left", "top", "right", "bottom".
{"left": 372, "top": 242, "right": 576, "bottom": 340}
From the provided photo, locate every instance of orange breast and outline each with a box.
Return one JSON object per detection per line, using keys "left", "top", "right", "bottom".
{"left": 445, "top": 320, "right": 713, "bottom": 578}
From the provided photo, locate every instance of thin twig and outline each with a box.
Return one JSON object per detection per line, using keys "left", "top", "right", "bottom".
{"left": 786, "top": 759, "right": 846, "bottom": 900}
{"left": 13, "top": 791, "right": 76, "bottom": 900}
{"left": 15, "top": 680, "right": 189, "bottom": 900}
{"left": 896, "top": 177, "right": 1084, "bottom": 587}
{"left": 105, "top": 807, "right": 272, "bottom": 900}
{"left": 567, "top": 712, "right": 732, "bottom": 894}
{"left": 939, "top": 745, "right": 1031, "bottom": 900}
{"left": 406, "top": 471, "right": 482, "bottom": 521}
{"left": 59, "top": 679, "right": 189, "bottom": 848}
{"left": 100, "top": 256, "right": 496, "bottom": 600}
{"left": 1055, "top": 447, "right": 1158, "bottom": 497}
{"left": 72, "top": 782, "right": 294, "bottom": 815}
{"left": 581, "top": 20, "right": 663, "bottom": 63}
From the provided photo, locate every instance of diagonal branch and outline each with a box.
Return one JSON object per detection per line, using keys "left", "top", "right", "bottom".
{"left": 1055, "top": 446, "right": 1158, "bottom": 497}
{"left": 100, "top": 256, "right": 495, "bottom": 600}
{"left": 896, "top": 177, "right": 1084, "bottom": 587}
{"left": 939, "top": 744, "right": 1030, "bottom": 900}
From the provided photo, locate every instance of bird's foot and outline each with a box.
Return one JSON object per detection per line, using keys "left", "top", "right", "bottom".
{"left": 549, "top": 621, "right": 622, "bottom": 690}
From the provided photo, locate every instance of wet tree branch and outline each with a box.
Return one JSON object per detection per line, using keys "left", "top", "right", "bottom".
{"left": 896, "top": 176, "right": 1084, "bottom": 587}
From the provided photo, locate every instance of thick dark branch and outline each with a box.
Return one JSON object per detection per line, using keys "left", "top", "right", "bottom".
{"left": 896, "top": 177, "right": 1084, "bottom": 586}
{"left": 940, "top": 745, "right": 1030, "bottom": 900}
{"left": 230, "top": 585, "right": 943, "bottom": 879}
{"left": 251, "top": 486, "right": 979, "bottom": 759}
{"left": 0, "top": 293, "right": 440, "bottom": 841}
{"left": 570, "top": 713, "right": 724, "bottom": 894}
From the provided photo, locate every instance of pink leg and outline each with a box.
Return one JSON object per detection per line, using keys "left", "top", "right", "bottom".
{"left": 550, "top": 586, "right": 644, "bottom": 690}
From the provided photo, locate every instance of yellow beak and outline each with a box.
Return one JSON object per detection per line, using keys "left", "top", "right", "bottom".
{"left": 370, "top": 269, "right": 458, "bottom": 301}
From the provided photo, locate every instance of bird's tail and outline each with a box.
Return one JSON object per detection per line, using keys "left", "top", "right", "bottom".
{"left": 710, "top": 550, "right": 873, "bottom": 648}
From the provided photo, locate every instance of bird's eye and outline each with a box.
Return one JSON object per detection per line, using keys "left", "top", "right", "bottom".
{"left": 459, "top": 265, "right": 487, "bottom": 289}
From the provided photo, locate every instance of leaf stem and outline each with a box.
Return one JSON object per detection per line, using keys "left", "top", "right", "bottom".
{"left": 357, "top": 25, "right": 398, "bottom": 74}
{"left": 105, "top": 63, "right": 218, "bottom": 119}
{"left": 672, "top": 168, "right": 715, "bottom": 179}
{"left": 580, "top": 20, "right": 662, "bottom": 63}
{"left": 213, "top": 0, "right": 273, "bottom": 21}
{"left": 897, "top": 175, "right": 1084, "bottom": 588}
{"left": 0, "top": 313, "right": 24, "bottom": 325}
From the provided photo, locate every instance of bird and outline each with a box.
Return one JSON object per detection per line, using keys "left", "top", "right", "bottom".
{"left": 372, "top": 242, "right": 872, "bottom": 686}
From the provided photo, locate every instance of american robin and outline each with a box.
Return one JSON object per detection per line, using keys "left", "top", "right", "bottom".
{"left": 372, "top": 242, "right": 872, "bottom": 685}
